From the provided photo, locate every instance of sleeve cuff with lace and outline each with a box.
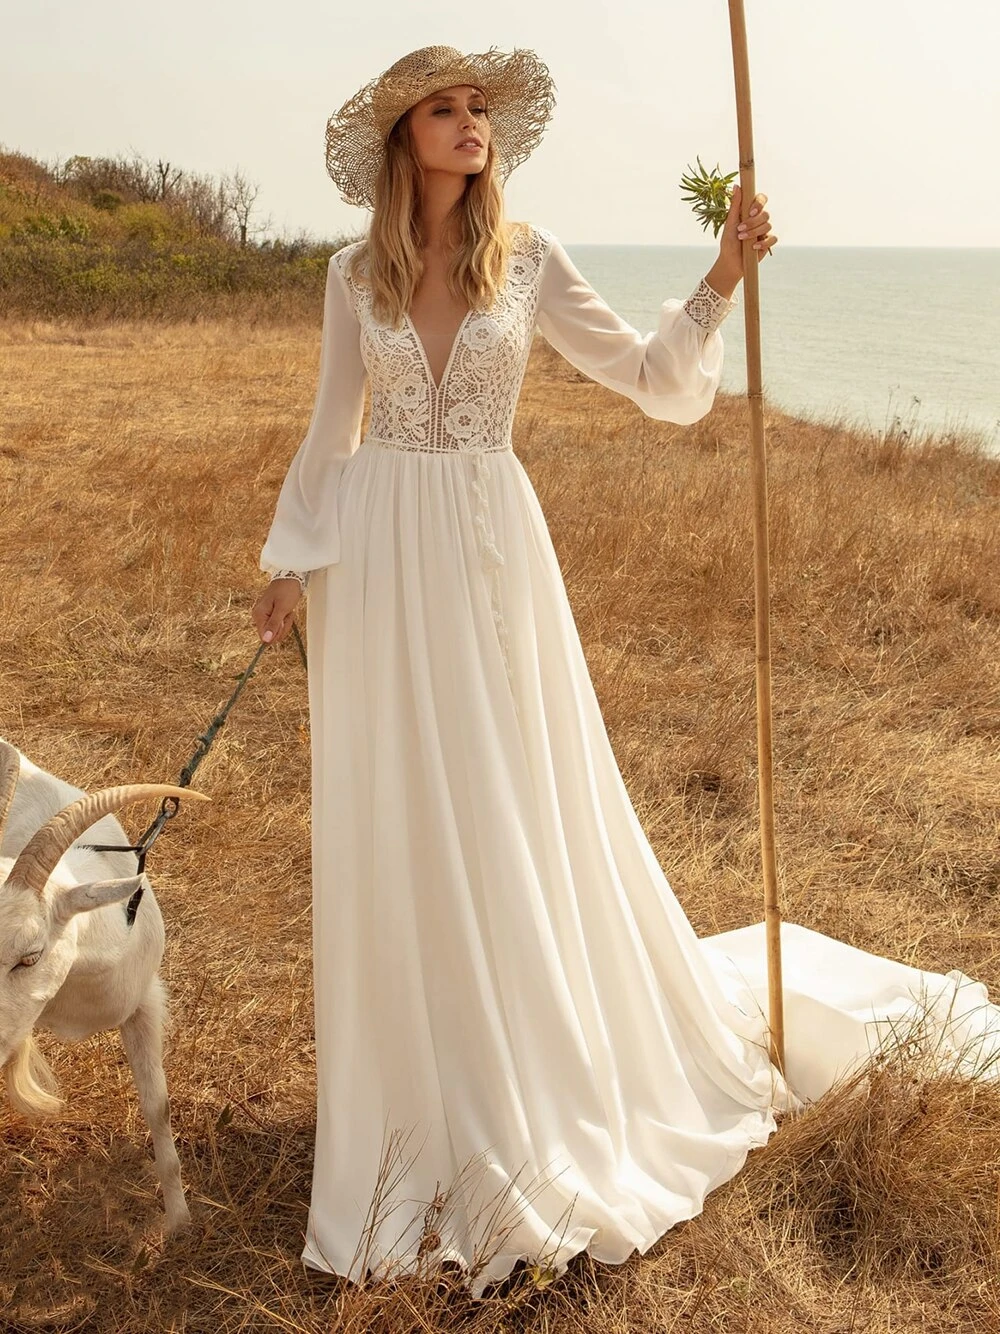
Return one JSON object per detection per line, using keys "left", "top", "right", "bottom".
{"left": 267, "top": 569, "right": 310, "bottom": 592}
{"left": 682, "top": 278, "right": 738, "bottom": 335}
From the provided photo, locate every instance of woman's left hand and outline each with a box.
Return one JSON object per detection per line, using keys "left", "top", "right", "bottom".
{"left": 714, "top": 183, "right": 778, "bottom": 288}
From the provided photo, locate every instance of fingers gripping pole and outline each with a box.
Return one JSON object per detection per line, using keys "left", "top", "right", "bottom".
{"left": 727, "top": 0, "right": 786, "bottom": 1074}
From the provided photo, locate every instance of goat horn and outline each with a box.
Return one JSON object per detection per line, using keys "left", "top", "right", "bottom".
{"left": 8, "top": 784, "right": 210, "bottom": 898}
{"left": 0, "top": 741, "right": 20, "bottom": 848}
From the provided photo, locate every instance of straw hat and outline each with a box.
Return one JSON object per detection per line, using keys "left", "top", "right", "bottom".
{"left": 325, "top": 45, "right": 557, "bottom": 211}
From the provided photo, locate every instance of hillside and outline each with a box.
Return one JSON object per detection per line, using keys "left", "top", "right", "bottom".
{"left": 0, "top": 147, "right": 360, "bottom": 321}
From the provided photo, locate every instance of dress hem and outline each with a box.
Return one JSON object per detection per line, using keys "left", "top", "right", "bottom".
{"left": 299, "top": 1103, "right": 781, "bottom": 1300}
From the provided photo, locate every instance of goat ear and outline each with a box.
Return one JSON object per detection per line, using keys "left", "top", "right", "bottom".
{"left": 56, "top": 875, "right": 147, "bottom": 920}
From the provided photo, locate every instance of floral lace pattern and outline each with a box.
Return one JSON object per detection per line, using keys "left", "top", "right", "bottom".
{"left": 268, "top": 569, "right": 309, "bottom": 591}
{"left": 335, "top": 224, "right": 548, "bottom": 456}
{"left": 681, "top": 278, "right": 737, "bottom": 334}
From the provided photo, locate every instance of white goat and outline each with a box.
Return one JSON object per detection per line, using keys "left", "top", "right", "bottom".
{"left": 0, "top": 737, "right": 208, "bottom": 1232}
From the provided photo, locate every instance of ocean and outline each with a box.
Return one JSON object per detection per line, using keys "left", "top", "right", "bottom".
{"left": 561, "top": 244, "right": 1000, "bottom": 454}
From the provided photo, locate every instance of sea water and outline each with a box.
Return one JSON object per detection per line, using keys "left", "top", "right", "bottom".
{"left": 563, "top": 244, "right": 1000, "bottom": 454}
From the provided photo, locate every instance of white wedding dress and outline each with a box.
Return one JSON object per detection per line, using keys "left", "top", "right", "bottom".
{"left": 259, "top": 222, "right": 1000, "bottom": 1295}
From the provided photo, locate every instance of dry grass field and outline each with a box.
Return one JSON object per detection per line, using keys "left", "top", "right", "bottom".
{"left": 1, "top": 314, "right": 999, "bottom": 1332}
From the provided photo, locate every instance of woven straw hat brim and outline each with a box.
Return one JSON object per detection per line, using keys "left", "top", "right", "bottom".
{"left": 325, "top": 45, "right": 556, "bottom": 211}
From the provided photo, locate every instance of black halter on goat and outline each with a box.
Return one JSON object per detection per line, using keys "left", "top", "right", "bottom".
{"left": 80, "top": 624, "right": 308, "bottom": 925}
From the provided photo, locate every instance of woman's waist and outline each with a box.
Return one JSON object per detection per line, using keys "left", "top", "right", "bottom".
{"left": 362, "top": 433, "right": 513, "bottom": 455}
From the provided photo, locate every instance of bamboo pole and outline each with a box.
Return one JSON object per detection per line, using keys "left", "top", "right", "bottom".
{"left": 727, "top": 0, "right": 786, "bottom": 1073}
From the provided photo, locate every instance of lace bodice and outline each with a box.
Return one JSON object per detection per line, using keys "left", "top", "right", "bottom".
{"left": 260, "top": 223, "right": 736, "bottom": 578}
{"left": 343, "top": 227, "right": 551, "bottom": 455}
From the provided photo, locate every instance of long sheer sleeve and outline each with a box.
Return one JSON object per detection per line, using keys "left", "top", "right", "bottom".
{"left": 533, "top": 232, "right": 736, "bottom": 426}
{"left": 259, "top": 253, "right": 366, "bottom": 577}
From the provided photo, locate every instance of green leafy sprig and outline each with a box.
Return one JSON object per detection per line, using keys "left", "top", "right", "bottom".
{"left": 680, "top": 157, "right": 738, "bottom": 238}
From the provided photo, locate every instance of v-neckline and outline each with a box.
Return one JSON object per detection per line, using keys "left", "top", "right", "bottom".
{"left": 404, "top": 310, "right": 473, "bottom": 394}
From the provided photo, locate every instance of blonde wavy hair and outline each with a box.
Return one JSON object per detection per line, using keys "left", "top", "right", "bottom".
{"left": 342, "top": 103, "right": 527, "bottom": 329}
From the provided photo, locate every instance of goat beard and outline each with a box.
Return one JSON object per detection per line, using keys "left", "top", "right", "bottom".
{"left": 3, "top": 1035, "right": 63, "bottom": 1118}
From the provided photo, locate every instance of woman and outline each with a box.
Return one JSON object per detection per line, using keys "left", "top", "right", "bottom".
{"left": 251, "top": 43, "right": 789, "bottom": 1294}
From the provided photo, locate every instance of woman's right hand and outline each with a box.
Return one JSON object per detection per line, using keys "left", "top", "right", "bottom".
{"left": 252, "top": 579, "right": 303, "bottom": 646}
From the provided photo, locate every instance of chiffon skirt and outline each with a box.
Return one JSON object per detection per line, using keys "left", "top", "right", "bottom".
{"left": 301, "top": 435, "right": 1000, "bottom": 1296}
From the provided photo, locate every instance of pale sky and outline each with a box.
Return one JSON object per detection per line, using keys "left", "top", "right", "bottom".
{"left": 3, "top": 1, "right": 997, "bottom": 247}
